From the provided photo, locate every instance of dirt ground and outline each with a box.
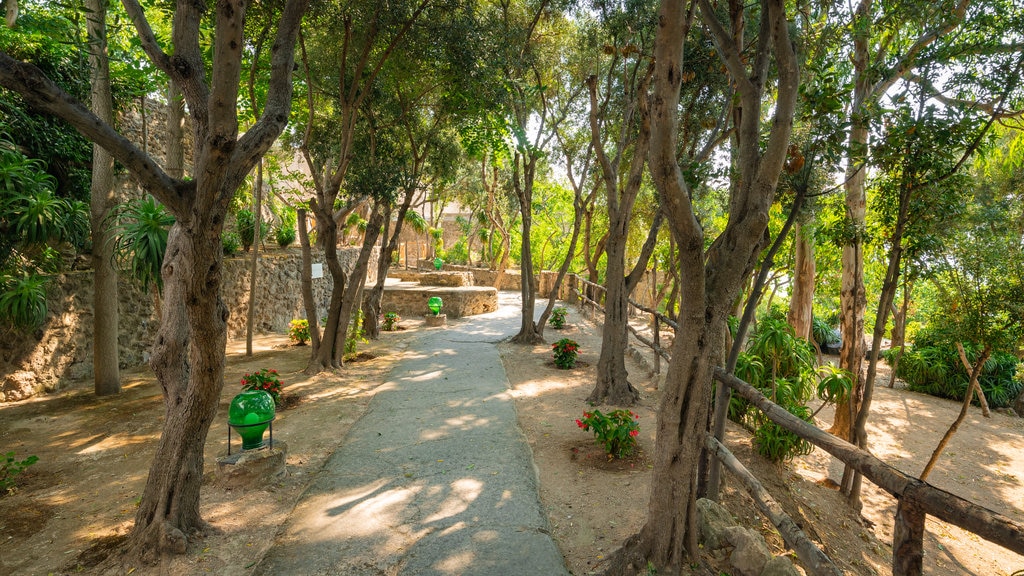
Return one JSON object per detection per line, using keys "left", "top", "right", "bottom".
{"left": 1, "top": 307, "right": 1023, "bottom": 575}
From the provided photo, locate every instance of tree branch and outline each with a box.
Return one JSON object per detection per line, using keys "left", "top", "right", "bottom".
{"left": 0, "top": 52, "right": 186, "bottom": 211}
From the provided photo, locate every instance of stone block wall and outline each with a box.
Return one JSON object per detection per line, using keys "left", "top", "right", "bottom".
{"left": 0, "top": 246, "right": 371, "bottom": 402}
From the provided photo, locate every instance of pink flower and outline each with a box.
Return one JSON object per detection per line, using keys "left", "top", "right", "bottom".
{"left": 629, "top": 430, "right": 639, "bottom": 437}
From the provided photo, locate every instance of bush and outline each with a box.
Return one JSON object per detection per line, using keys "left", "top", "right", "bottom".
{"left": 110, "top": 195, "right": 174, "bottom": 291}
{"left": 729, "top": 316, "right": 820, "bottom": 463}
{"left": 1, "top": 451, "right": 39, "bottom": 494}
{"left": 549, "top": 307, "right": 568, "bottom": 329}
{"left": 0, "top": 273, "right": 48, "bottom": 328}
{"left": 236, "top": 209, "right": 268, "bottom": 251}
{"left": 445, "top": 237, "right": 469, "bottom": 264}
{"left": 575, "top": 409, "right": 640, "bottom": 458}
{"left": 552, "top": 338, "right": 579, "bottom": 369}
{"left": 887, "top": 344, "right": 1023, "bottom": 409}
{"left": 381, "top": 312, "right": 400, "bottom": 331}
{"left": 811, "top": 316, "right": 840, "bottom": 348}
{"left": 288, "top": 319, "right": 310, "bottom": 345}
{"left": 222, "top": 231, "right": 241, "bottom": 256}
{"left": 275, "top": 225, "right": 296, "bottom": 248}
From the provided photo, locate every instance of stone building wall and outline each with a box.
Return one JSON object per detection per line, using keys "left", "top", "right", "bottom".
{"left": 0, "top": 246, "right": 372, "bottom": 403}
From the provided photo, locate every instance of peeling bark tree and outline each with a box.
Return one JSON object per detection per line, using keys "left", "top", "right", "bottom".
{"left": 0, "top": 0, "right": 309, "bottom": 561}
{"left": 786, "top": 222, "right": 814, "bottom": 340}
{"left": 604, "top": 0, "right": 799, "bottom": 570}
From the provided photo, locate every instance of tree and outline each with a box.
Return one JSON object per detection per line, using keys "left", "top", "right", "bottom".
{"left": 0, "top": 0, "right": 309, "bottom": 561}
{"left": 86, "top": 0, "right": 119, "bottom": 396}
{"left": 295, "top": 0, "right": 441, "bottom": 371}
{"left": 605, "top": 0, "right": 799, "bottom": 570}
{"left": 832, "top": 0, "right": 1024, "bottom": 505}
{"left": 833, "top": 0, "right": 975, "bottom": 446}
{"left": 583, "top": 9, "right": 663, "bottom": 404}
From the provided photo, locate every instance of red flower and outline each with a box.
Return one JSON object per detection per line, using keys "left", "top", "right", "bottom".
{"left": 575, "top": 419, "right": 584, "bottom": 428}
{"left": 629, "top": 430, "right": 639, "bottom": 437}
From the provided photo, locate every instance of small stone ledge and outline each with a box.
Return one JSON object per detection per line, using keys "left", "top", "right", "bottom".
{"left": 215, "top": 440, "right": 288, "bottom": 488}
{"left": 424, "top": 314, "right": 447, "bottom": 327}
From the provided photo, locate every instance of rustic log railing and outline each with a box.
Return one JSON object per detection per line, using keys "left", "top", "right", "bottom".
{"left": 561, "top": 273, "right": 1024, "bottom": 575}
{"left": 568, "top": 275, "right": 674, "bottom": 374}
{"left": 715, "top": 368, "right": 1024, "bottom": 576}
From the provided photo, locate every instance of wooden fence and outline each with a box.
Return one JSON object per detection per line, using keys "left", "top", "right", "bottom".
{"left": 564, "top": 273, "right": 1024, "bottom": 576}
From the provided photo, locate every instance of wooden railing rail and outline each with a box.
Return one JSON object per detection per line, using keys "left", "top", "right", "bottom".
{"left": 715, "top": 368, "right": 1024, "bottom": 575}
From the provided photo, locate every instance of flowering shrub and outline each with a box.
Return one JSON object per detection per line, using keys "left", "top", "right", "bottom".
{"left": 381, "top": 312, "right": 401, "bottom": 331}
{"left": 241, "top": 368, "right": 283, "bottom": 406}
{"left": 552, "top": 338, "right": 579, "bottom": 369}
{"left": 575, "top": 409, "right": 640, "bottom": 458}
{"left": 288, "top": 319, "right": 310, "bottom": 345}
{"left": 549, "top": 307, "right": 568, "bottom": 329}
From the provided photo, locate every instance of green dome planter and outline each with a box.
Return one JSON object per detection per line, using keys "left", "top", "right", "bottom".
{"left": 228, "top": 390, "right": 276, "bottom": 451}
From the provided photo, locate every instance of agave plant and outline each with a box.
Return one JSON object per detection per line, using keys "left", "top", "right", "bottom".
{"left": 110, "top": 195, "right": 175, "bottom": 292}
{"left": 0, "top": 272, "right": 49, "bottom": 328}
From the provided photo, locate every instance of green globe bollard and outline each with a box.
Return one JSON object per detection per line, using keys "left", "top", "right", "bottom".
{"left": 427, "top": 296, "right": 443, "bottom": 316}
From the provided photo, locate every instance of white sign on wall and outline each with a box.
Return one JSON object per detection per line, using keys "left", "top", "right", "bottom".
{"left": 311, "top": 263, "right": 324, "bottom": 279}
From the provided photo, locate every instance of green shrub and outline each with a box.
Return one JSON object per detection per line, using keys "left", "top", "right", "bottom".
{"left": 890, "top": 343, "right": 1023, "bottom": 409}
{"left": 0, "top": 273, "right": 48, "bottom": 328}
{"left": 446, "top": 237, "right": 469, "bottom": 264}
{"left": 222, "top": 231, "right": 241, "bottom": 256}
{"left": 236, "top": 209, "right": 255, "bottom": 251}
{"left": 730, "top": 316, "right": 820, "bottom": 463}
{"left": 275, "top": 225, "right": 296, "bottom": 247}
{"left": 575, "top": 409, "right": 640, "bottom": 458}
{"left": 552, "top": 338, "right": 579, "bottom": 369}
{"left": 1, "top": 451, "right": 39, "bottom": 494}
{"left": 110, "top": 195, "right": 174, "bottom": 291}
{"left": 811, "top": 316, "right": 840, "bottom": 348}
{"left": 549, "top": 307, "right": 568, "bottom": 329}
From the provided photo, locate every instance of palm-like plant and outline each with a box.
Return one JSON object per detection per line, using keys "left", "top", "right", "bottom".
{"left": 110, "top": 195, "right": 174, "bottom": 292}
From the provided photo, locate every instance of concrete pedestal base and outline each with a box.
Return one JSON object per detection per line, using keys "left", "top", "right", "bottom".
{"left": 216, "top": 440, "right": 287, "bottom": 488}
{"left": 424, "top": 314, "right": 447, "bottom": 327}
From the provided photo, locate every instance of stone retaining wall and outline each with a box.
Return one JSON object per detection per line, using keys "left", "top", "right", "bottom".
{"left": 0, "top": 247, "right": 370, "bottom": 402}
{"left": 377, "top": 286, "right": 497, "bottom": 319}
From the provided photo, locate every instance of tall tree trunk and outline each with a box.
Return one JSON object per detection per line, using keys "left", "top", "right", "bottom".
{"left": 512, "top": 153, "right": 542, "bottom": 344}
{"left": 245, "top": 159, "right": 263, "bottom": 355}
{"left": 4, "top": 0, "right": 16, "bottom": 28}
{"left": 832, "top": 0, "right": 872, "bottom": 444}
{"left": 297, "top": 208, "right": 321, "bottom": 351}
{"left": 610, "top": 0, "right": 799, "bottom": 570}
{"left": 87, "top": 0, "right": 119, "bottom": 396}
{"left": 585, "top": 70, "right": 655, "bottom": 406}
{"left": 0, "top": 0, "right": 310, "bottom": 562}
{"left": 365, "top": 188, "right": 415, "bottom": 339}
{"left": 786, "top": 222, "right": 815, "bottom": 340}
{"left": 332, "top": 203, "right": 386, "bottom": 365}
{"left": 309, "top": 198, "right": 347, "bottom": 371}
{"left": 166, "top": 81, "right": 184, "bottom": 179}
{"left": 132, "top": 222, "right": 227, "bottom": 560}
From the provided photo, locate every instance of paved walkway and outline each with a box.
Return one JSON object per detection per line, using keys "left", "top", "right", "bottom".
{"left": 254, "top": 294, "right": 569, "bottom": 576}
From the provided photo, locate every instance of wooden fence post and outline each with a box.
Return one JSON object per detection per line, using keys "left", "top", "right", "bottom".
{"left": 893, "top": 492, "right": 926, "bottom": 576}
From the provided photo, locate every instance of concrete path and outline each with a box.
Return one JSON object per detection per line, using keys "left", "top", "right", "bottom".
{"left": 254, "top": 294, "right": 569, "bottom": 576}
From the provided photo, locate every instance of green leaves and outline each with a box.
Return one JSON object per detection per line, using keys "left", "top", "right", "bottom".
{"left": 0, "top": 273, "right": 49, "bottom": 329}
{"left": 110, "top": 196, "right": 174, "bottom": 292}
{"left": 575, "top": 409, "right": 640, "bottom": 458}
